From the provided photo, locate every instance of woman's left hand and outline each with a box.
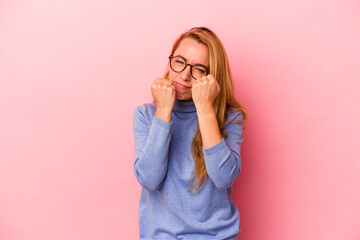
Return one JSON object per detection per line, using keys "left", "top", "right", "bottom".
{"left": 191, "top": 74, "right": 220, "bottom": 109}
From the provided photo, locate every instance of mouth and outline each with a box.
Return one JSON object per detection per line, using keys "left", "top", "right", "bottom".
{"left": 174, "top": 81, "right": 191, "bottom": 89}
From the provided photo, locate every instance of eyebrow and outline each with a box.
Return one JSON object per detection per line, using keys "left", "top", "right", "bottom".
{"left": 173, "top": 55, "right": 209, "bottom": 69}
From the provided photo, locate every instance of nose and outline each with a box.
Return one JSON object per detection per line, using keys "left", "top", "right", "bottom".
{"left": 179, "top": 64, "right": 192, "bottom": 82}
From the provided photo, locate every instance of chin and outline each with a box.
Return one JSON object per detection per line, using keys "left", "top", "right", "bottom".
{"left": 175, "top": 93, "right": 192, "bottom": 101}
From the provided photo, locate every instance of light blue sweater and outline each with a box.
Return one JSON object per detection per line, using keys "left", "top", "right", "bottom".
{"left": 133, "top": 99, "right": 244, "bottom": 240}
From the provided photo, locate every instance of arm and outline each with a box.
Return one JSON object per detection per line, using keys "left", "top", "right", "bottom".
{"left": 192, "top": 74, "right": 222, "bottom": 149}
{"left": 133, "top": 78, "right": 175, "bottom": 191}
{"left": 203, "top": 112, "right": 244, "bottom": 190}
{"left": 133, "top": 106, "right": 172, "bottom": 191}
{"left": 192, "top": 75, "right": 243, "bottom": 190}
{"left": 196, "top": 104, "right": 222, "bottom": 149}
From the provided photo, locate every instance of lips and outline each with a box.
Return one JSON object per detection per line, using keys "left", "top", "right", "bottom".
{"left": 174, "top": 81, "right": 190, "bottom": 89}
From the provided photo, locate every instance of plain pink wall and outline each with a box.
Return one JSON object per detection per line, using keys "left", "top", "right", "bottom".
{"left": 1, "top": 0, "right": 359, "bottom": 239}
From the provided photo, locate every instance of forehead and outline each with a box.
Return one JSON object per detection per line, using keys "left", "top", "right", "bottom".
{"left": 173, "top": 38, "right": 209, "bottom": 66}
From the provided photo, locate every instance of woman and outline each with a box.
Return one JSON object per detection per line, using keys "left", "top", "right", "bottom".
{"left": 133, "top": 27, "right": 247, "bottom": 240}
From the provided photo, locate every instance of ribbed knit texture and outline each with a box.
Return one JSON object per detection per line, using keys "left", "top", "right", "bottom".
{"left": 133, "top": 99, "right": 244, "bottom": 240}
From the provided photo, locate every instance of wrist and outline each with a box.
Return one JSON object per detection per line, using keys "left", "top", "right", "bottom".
{"left": 155, "top": 108, "right": 172, "bottom": 123}
{"left": 196, "top": 106, "right": 217, "bottom": 123}
{"left": 195, "top": 103, "right": 215, "bottom": 115}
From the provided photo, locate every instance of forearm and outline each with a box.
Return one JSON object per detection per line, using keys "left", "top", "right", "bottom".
{"left": 134, "top": 115, "right": 171, "bottom": 191}
{"left": 196, "top": 104, "right": 222, "bottom": 149}
{"left": 155, "top": 108, "right": 172, "bottom": 123}
{"left": 199, "top": 109, "right": 244, "bottom": 190}
{"left": 203, "top": 139, "right": 241, "bottom": 190}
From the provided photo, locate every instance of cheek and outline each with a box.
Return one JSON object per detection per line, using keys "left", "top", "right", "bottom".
{"left": 168, "top": 71, "right": 175, "bottom": 80}
{"left": 167, "top": 67, "right": 176, "bottom": 80}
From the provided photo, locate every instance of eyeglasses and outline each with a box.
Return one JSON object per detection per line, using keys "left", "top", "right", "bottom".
{"left": 169, "top": 55, "right": 209, "bottom": 80}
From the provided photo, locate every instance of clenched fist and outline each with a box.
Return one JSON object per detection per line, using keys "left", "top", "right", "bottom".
{"left": 191, "top": 74, "right": 220, "bottom": 109}
{"left": 151, "top": 78, "right": 176, "bottom": 122}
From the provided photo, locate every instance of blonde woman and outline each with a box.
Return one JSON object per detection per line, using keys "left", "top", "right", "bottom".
{"left": 133, "top": 27, "right": 247, "bottom": 240}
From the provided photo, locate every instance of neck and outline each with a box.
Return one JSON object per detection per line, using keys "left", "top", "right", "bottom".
{"left": 173, "top": 99, "right": 196, "bottom": 113}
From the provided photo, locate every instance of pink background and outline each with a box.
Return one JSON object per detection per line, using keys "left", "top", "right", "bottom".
{"left": 1, "top": 0, "right": 360, "bottom": 239}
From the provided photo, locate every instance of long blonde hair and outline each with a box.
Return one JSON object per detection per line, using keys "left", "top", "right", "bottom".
{"left": 164, "top": 27, "right": 247, "bottom": 192}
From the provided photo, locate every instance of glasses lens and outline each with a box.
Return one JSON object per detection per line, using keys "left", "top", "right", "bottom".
{"left": 170, "top": 57, "right": 186, "bottom": 72}
{"left": 191, "top": 65, "right": 208, "bottom": 80}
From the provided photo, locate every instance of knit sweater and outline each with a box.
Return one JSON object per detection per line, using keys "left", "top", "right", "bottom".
{"left": 133, "top": 99, "right": 244, "bottom": 240}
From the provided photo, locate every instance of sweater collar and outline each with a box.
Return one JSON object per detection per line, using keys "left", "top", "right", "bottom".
{"left": 173, "top": 99, "right": 196, "bottom": 113}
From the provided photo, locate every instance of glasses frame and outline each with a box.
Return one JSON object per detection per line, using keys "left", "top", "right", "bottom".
{"left": 168, "top": 55, "right": 209, "bottom": 80}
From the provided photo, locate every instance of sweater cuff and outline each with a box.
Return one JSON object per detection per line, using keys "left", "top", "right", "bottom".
{"left": 203, "top": 138, "right": 227, "bottom": 155}
{"left": 152, "top": 116, "right": 172, "bottom": 129}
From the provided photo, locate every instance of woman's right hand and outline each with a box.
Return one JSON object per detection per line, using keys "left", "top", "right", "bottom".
{"left": 151, "top": 78, "right": 175, "bottom": 123}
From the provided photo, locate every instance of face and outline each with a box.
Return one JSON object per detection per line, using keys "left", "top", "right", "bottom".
{"left": 168, "top": 38, "right": 209, "bottom": 101}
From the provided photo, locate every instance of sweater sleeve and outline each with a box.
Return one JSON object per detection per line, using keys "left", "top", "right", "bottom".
{"left": 203, "top": 111, "right": 244, "bottom": 190}
{"left": 133, "top": 106, "right": 172, "bottom": 191}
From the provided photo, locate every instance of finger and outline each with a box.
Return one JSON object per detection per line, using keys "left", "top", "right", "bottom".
{"left": 201, "top": 75, "right": 209, "bottom": 84}
{"left": 151, "top": 81, "right": 158, "bottom": 90}
{"left": 152, "top": 78, "right": 162, "bottom": 89}
{"left": 170, "top": 84, "right": 176, "bottom": 92}
{"left": 192, "top": 80, "right": 199, "bottom": 88}
{"left": 158, "top": 78, "right": 170, "bottom": 87}
{"left": 207, "top": 74, "right": 215, "bottom": 79}
{"left": 207, "top": 74, "right": 216, "bottom": 83}
{"left": 158, "top": 80, "right": 167, "bottom": 88}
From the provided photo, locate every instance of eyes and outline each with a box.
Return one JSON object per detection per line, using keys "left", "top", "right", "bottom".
{"left": 170, "top": 56, "right": 209, "bottom": 79}
{"left": 194, "top": 67, "right": 206, "bottom": 74}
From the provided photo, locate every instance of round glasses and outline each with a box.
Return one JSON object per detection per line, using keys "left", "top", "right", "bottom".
{"left": 169, "top": 55, "right": 209, "bottom": 80}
